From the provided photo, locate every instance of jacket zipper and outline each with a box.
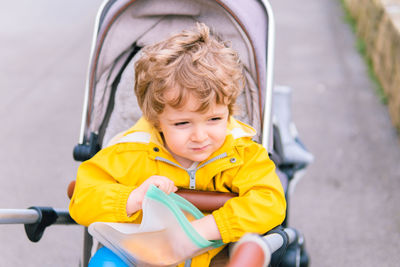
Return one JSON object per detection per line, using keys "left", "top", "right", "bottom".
{"left": 155, "top": 152, "right": 228, "bottom": 189}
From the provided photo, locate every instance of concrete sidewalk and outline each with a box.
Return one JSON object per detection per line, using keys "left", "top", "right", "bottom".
{"left": 270, "top": 0, "right": 400, "bottom": 266}
{"left": 0, "top": 1, "right": 102, "bottom": 266}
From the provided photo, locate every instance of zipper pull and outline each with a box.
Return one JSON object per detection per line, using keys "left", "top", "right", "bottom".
{"left": 188, "top": 170, "right": 196, "bottom": 189}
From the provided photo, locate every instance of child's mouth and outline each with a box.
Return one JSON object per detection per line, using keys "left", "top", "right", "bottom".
{"left": 191, "top": 144, "right": 209, "bottom": 151}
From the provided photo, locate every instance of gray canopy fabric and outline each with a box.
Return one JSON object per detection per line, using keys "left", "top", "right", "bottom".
{"left": 82, "top": 0, "right": 272, "bottom": 147}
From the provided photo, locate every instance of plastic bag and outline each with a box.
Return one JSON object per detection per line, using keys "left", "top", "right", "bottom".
{"left": 89, "top": 185, "right": 224, "bottom": 266}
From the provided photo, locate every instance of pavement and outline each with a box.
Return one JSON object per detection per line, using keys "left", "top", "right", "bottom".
{"left": 0, "top": 0, "right": 399, "bottom": 266}
{"left": 270, "top": 0, "right": 400, "bottom": 266}
{"left": 0, "top": 1, "right": 103, "bottom": 266}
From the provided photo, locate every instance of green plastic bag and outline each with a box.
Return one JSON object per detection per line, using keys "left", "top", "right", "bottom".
{"left": 89, "top": 185, "right": 224, "bottom": 266}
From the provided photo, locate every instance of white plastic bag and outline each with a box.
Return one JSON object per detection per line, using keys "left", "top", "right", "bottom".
{"left": 89, "top": 185, "right": 224, "bottom": 266}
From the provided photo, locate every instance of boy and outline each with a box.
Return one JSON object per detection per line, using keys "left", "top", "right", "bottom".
{"left": 69, "top": 23, "right": 286, "bottom": 266}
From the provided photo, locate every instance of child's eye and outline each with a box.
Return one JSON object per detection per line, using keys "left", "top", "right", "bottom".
{"left": 174, "top": 121, "right": 189, "bottom": 126}
{"left": 210, "top": 117, "right": 222, "bottom": 121}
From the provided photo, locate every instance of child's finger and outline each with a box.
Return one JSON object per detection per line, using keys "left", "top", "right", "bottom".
{"left": 167, "top": 183, "right": 176, "bottom": 194}
{"left": 158, "top": 176, "right": 174, "bottom": 193}
{"left": 157, "top": 180, "right": 170, "bottom": 193}
{"left": 172, "top": 185, "right": 178, "bottom": 193}
{"left": 163, "top": 181, "right": 175, "bottom": 194}
{"left": 147, "top": 175, "right": 175, "bottom": 194}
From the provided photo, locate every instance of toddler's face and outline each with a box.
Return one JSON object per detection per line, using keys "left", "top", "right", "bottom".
{"left": 158, "top": 94, "right": 229, "bottom": 168}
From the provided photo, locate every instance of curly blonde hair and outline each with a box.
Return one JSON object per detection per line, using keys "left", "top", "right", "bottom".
{"left": 134, "top": 23, "right": 244, "bottom": 126}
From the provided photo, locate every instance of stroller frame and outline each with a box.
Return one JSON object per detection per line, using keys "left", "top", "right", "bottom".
{"left": 0, "top": 0, "right": 311, "bottom": 266}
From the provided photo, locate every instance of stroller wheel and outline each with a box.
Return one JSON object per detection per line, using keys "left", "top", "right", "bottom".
{"left": 278, "top": 233, "right": 309, "bottom": 267}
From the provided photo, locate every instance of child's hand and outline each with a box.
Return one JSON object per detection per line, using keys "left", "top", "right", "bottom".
{"left": 126, "top": 176, "right": 177, "bottom": 216}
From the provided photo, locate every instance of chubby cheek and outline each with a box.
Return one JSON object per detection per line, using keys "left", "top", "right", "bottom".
{"left": 164, "top": 130, "right": 188, "bottom": 150}
{"left": 215, "top": 135, "right": 226, "bottom": 149}
{"left": 212, "top": 126, "right": 227, "bottom": 147}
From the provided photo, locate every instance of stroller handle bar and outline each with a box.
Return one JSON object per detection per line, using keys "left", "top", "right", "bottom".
{"left": 67, "top": 180, "right": 237, "bottom": 212}
{"left": 0, "top": 209, "right": 40, "bottom": 224}
{"left": 0, "top": 207, "right": 75, "bottom": 243}
{"left": 0, "top": 208, "right": 73, "bottom": 225}
{"left": 0, "top": 207, "right": 302, "bottom": 266}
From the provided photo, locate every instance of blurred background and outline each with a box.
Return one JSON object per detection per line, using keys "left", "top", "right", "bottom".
{"left": 0, "top": 0, "right": 399, "bottom": 266}
{"left": 271, "top": 0, "right": 400, "bottom": 266}
{"left": 0, "top": 0, "right": 102, "bottom": 265}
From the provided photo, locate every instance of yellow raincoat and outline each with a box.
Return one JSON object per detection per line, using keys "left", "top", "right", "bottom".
{"left": 69, "top": 117, "right": 286, "bottom": 266}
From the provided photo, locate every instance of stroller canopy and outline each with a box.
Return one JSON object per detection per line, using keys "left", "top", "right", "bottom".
{"left": 79, "top": 0, "right": 274, "bottom": 149}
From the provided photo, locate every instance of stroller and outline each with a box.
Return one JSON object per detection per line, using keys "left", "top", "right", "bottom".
{"left": 0, "top": 0, "right": 313, "bottom": 266}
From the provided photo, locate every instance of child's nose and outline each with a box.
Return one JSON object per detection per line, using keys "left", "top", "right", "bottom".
{"left": 191, "top": 126, "right": 208, "bottom": 142}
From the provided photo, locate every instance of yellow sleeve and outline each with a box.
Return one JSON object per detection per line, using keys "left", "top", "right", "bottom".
{"left": 69, "top": 146, "right": 143, "bottom": 227}
{"left": 212, "top": 144, "right": 286, "bottom": 243}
